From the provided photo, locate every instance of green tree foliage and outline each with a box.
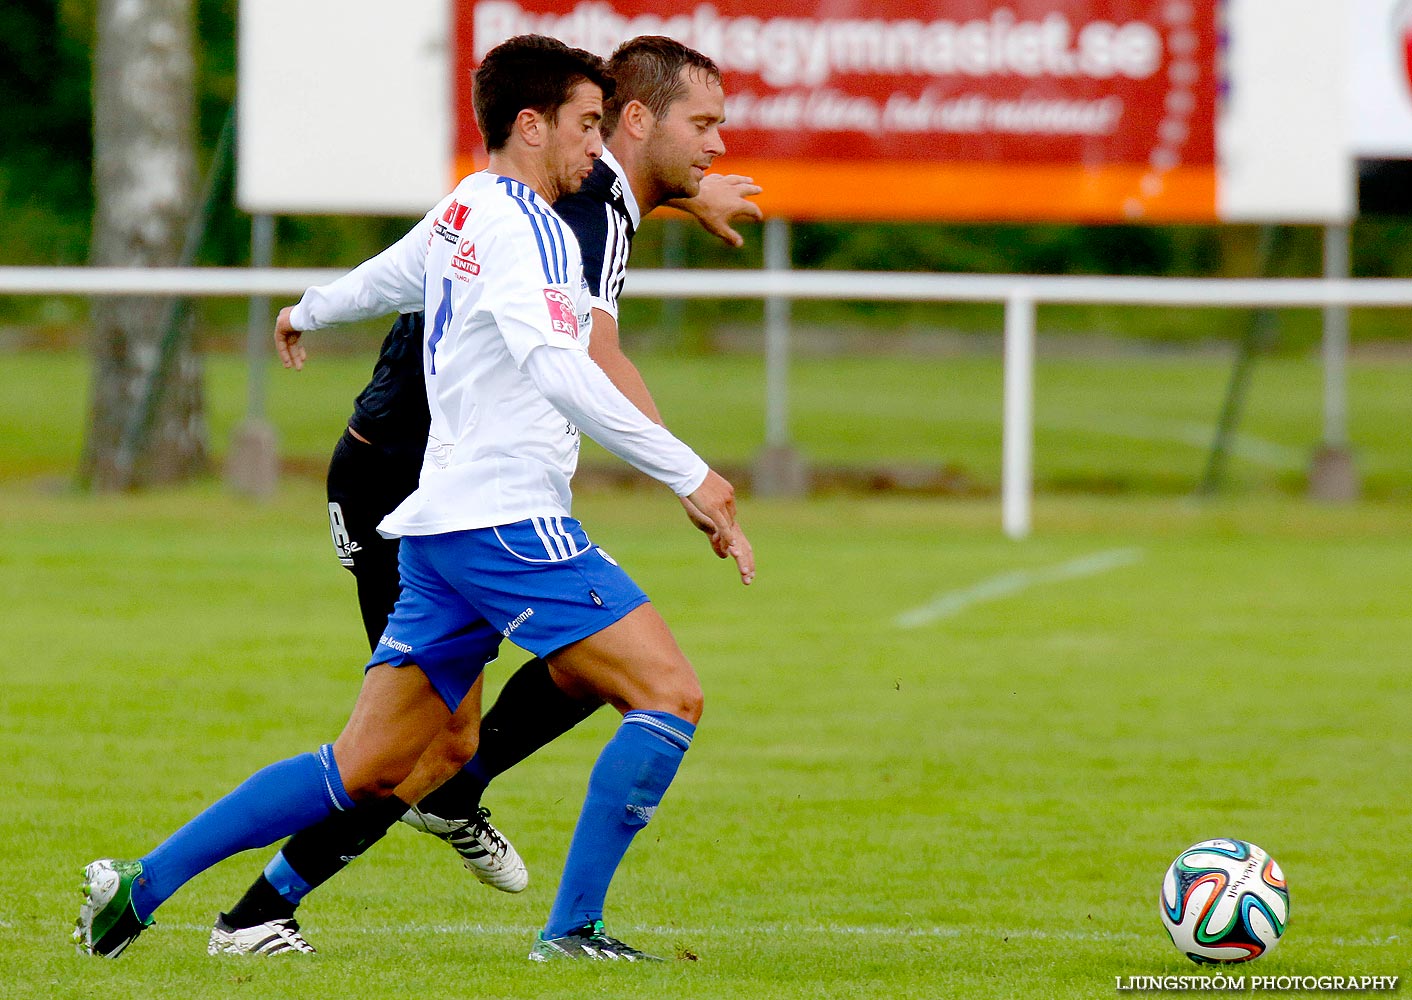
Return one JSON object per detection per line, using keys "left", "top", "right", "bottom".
{"left": 0, "top": 0, "right": 95, "bottom": 263}
{"left": 0, "top": 0, "right": 234, "bottom": 267}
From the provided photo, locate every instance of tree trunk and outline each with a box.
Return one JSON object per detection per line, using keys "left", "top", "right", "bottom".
{"left": 83, "top": 0, "right": 206, "bottom": 490}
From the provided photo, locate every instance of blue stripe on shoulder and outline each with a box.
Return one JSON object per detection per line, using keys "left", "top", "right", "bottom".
{"left": 517, "top": 179, "right": 569, "bottom": 283}
{"left": 532, "top": 203, "right": 568, "bottom": 283}
{"left": 496, "top": 177, "right": 555, "bottom": 284}
{"left": 522, "top": 177, "right": 570, "bottom": 281}
{"left": 520, "top": 182, "right": 568, "bottom": 283}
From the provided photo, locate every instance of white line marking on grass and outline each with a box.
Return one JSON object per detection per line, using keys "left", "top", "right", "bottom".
{"left": 1046, "top": 416, "right": 1305, "bottom": 471}
{"left": 895, "top": 547, "right": 1144, "bottom": 629}
{"left": 166, "top": 922, "right": 1060, "bottom": 941}
{"left": 170, "top": 922, "right": 1402, "bottom": 948}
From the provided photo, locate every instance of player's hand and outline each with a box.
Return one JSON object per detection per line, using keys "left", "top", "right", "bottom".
{"left": 720, "top": 520, "right": 754, "bottom": 586}
{"left": 681, "top": 494, "right": 736, "bottom": 560}
{"left": 274, "top": 306, "right": 306, "bottom": 370}
{"left": 686, "top": 174, "right": 763, "bottom": 248}
{"left": 680, "top": 494, "right": 720, "bottom": 542}
{"left": 686, "top": 470, "right": 755, "bottom": 585}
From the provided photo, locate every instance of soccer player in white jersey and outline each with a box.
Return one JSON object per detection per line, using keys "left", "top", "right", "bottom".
{"left": 208, "top": 37, "right": 761, "bottom": 957}
{"left": 75, "top": 34, "right": 751, "bottom": 963}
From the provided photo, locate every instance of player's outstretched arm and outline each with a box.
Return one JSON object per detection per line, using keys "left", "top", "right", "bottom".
{"left": 663, "top": 173, "right": 764, "bottom": 248}
{"left": 522, "top": 344, "right": 755, "bottom": 585}
{"left": 273, "top": 199, "right": 444, "bottom": 370}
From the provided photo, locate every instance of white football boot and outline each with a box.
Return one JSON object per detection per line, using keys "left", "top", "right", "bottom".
{"left": 208, "top": 915, "right": 317, "bottom": 955}
{"left": 401, "top": 804, "right": 528, "bottom": 892}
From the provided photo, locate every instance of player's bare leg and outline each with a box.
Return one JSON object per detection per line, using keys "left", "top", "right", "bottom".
{"left": 331, "top": 663, "right": 455, "bottom": 797}
{"left": 394, "top": 680, "right": 530, "bottom": 891}
{"left": 389, "top": 674, "right": 482, "bottom": 803}
{"left": 547, "top": 605, "right": 702, "bottom": 721}
{"left": 407, "top": 657, "right": 597, "bottom": 881}
{"left": 209, "top": 667, "right": 475, "bottom": 955}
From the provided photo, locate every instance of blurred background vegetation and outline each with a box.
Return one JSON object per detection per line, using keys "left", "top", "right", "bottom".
{"left": 3, "top": 0, "right": 1411, "bottom": 354}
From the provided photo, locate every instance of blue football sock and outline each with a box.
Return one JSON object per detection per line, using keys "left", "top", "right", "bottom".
{"left": 543, "top": 710, "right": 694, "bottom": 938}
{"left": 130, "top": 744, "right": 354, "bottom": 921}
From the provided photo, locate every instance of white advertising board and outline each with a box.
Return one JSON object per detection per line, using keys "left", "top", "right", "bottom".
{"left": 1218, "top": 0, "right": 1353, "bottom": 222}
{"left": 236, "top": 0, "right": 451, "bottom": 214}
{"left": 1350, "top": 0, "right": 1412, "bottom": 157}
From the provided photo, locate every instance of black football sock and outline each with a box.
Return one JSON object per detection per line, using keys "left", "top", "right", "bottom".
{"left": 222, "top": 872, "right": 295, "bottom": 929}
{"left": 223, "top": 794, "right": 409, "bottom": 929}
{"left": 415, "top": 657, "right": 601, "bottom": 818}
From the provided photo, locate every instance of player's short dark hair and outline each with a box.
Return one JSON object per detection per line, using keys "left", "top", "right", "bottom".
{"left": 601, "top": 35, "right": 721, "bottom": 138}
{"left": 473, "top": 35, "right": 615, "bottom": 152}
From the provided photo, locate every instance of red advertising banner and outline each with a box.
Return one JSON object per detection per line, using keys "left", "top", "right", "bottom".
{"left": 454, "top": 0, "right": 1218, "bottom": 221}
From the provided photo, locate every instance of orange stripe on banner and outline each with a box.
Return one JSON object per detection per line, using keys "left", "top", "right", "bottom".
{"left": 722, "top": 161, "right": 1218, "bottom": 222}
{"left": 452, "top": 156, "right": 1216, "bottom": 223}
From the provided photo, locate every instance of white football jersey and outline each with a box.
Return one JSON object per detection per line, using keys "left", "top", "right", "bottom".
{"left": 385, "top": 171, "right": 597, "bottom": 535}
{"left": 289, "top": 169, "right": 707, "bottom": 537}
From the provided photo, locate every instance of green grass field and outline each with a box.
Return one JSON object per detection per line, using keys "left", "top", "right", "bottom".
{"left": 4, "top": 344, "right": 1412, "bottom": 497}
{"left": 2, "top": 347, "right": 1409, "bottom": 998}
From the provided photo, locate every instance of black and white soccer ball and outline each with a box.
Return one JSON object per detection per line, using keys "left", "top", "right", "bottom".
{"left": 1160, "top": 838, "right": 1289, "bottom": 964}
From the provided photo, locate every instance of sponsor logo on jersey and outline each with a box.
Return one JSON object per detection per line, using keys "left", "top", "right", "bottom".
{"left": 543, "top": 288, "right": 579, "bottom": 339}
{"left": 502, "top": 607, "right": 535, "bottom": 638}
{"left": 433, "top": 200, "right": 473, "bottom": 245}
{"left": 453, "top": 240, "right": 480, "bottom": 275}
{"left": 378, "top": 635, "right": 413, "bottom": 654}
{"left": 442, "top": 200, "right": 471, "bottom": 230}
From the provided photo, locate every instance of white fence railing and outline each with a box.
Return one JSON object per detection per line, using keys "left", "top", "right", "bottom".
{"left": 6, "top": 266, "right": 1412, "bottom": 306}
{"left": 5, "top": 266, "right": 1412, "bottom": 537}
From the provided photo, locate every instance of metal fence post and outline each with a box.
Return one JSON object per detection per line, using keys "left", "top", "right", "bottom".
{"left": 226, "top": 214, "right": 280, "bottom": 498}
{"left": 1310, "top": 222, "right": 1358, "bottom": 501}
{"left": 751, "top": 217, "right": 807, "bottom": 497}
{"left": 1002, "top": 290, "right": 1035, "bottom": 539}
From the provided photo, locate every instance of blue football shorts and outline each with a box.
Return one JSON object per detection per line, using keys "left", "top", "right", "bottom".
{"left": 366, "top": 516, "right": 649, "bottom": 711}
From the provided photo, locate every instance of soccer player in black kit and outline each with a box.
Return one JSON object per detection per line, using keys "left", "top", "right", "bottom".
{"left": 208, "top": 36, "right": 762, "bottom": 957}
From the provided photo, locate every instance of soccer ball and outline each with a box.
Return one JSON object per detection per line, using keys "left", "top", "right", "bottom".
{"left": 1160, "top": 838, "right": 1289, "bottom": 964}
